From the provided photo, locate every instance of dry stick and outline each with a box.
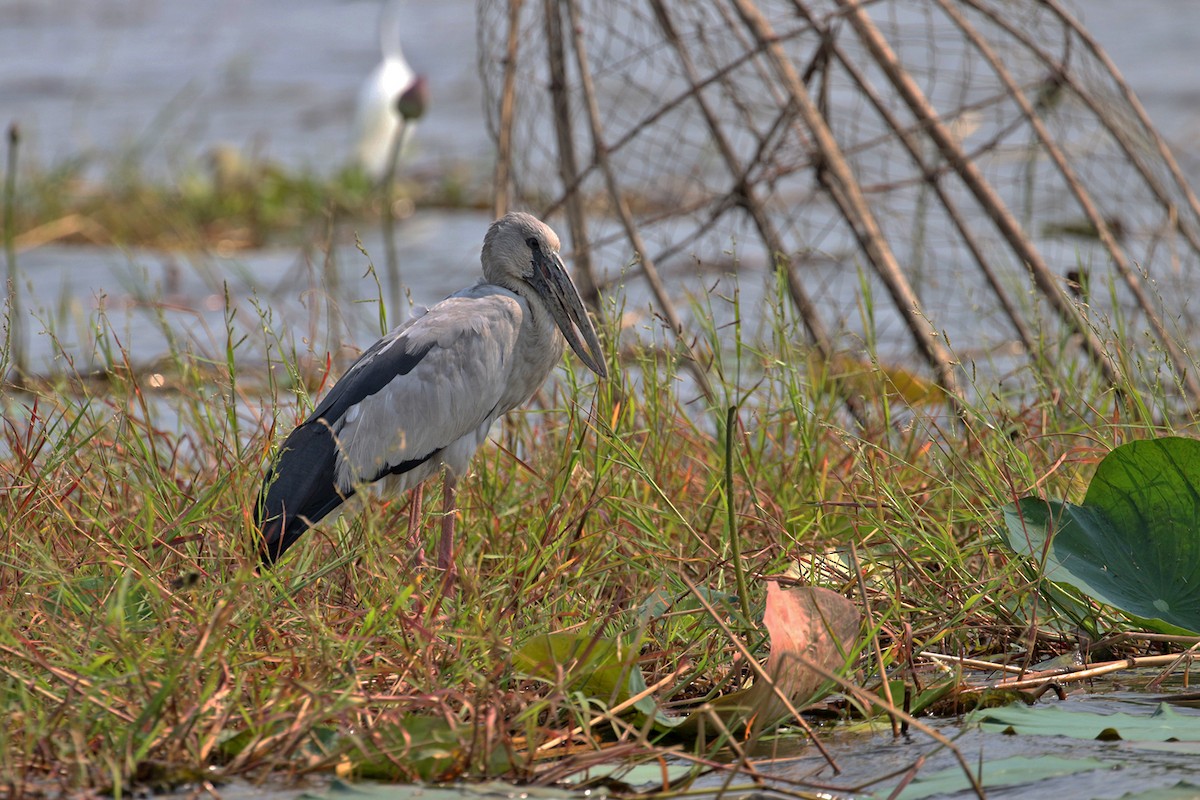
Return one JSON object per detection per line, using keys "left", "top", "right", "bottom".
{"left": 704, "top": 3, "right": 902, "bottom": 375}
{"left": 835, "top": 0, "right": 1122, "bottom": 393}
{"left": 1043, "top": 0, "right": 1200, "bottom": 248}
{"left": 972, "top": 652, "right": 1192, "bottom": 692}
{"left": 728, "top": 0, "right": 964, "bottom": 406}
{"left": 960, "top": 0, "right": 1200, "bottom": 262}
{"left": 563, "top": 0, "right": 714, "bottom": 401}
{"left": 698, "top": 7, "right": 1021, "bottom": 199}
{"left": 543, "top": 0, "right": 600, "bottom": 311}
{"left": 648, "top": 0, "right": 868, "bottom": 427}
{"left": 488, "top": 3, "right": 524, "bottom": 219}
{"left": 1147, "top": 644, "right": 1200, "bottom": 691}
{"left": 1099, "top": 632, "right": 1200, "bottom": 648}
{"left": 492, "top": 0, "right": 524, "bottom": 220}
{"left": 922, "top": 651, "right": 1027, "bottom": 675}
{"left": 0, "top": 663, "right": 131, "bottom": 729}
{"left": 676, "top": 749, "right": 870, "bottom": 800}
{"left": 717, "top": 2, "right": 830, "bottom": 194}
{"left": 934, "top": 0, "right": 1200, "bottom": 402}
{"left": 4, "top": 122, "right": 24, "bottom": 380}
{"left": 710, "top": 4, "right": 821, "bottom": 207}
{"left": 791, "top": 5, "right": 1043, "bottom": 374}
{"left": 0, "top": 662, "right": 66, "bottom": 707}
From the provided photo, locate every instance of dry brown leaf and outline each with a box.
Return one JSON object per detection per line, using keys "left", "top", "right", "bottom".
{"left": 701, "top": 581, "right": 860, "bottom": 738}
{"left": 760, "top": 581, "right": 861, "bottom": 707}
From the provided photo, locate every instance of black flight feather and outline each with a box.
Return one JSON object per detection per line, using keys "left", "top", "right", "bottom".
{"left": 256, "top": 420, "right": 352, "bottom": 565}
{"left": 255, "top": 335, "right": 436, "bottom": 565}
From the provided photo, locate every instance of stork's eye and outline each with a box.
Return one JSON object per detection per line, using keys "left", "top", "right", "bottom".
{"left": 526, "top": 237, "right": 540, "bottom": 252}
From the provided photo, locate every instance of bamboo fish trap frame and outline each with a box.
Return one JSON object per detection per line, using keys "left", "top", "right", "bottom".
{"left": 479, "top": 0, "right": 1200, "bottom": 413}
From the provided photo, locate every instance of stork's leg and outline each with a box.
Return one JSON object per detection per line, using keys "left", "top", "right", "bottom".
{"left": 406, "top": 482, "right": 426, "bottom": 567}
{"left": 437, "top": 473, "right": 458, "bottom": 582}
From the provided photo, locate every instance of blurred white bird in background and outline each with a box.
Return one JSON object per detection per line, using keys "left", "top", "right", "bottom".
{"left": 353, "top": 0, "right": 427, "bottom": 181}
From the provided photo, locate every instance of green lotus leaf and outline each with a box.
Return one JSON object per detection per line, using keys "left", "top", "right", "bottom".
{"left": 974, "top": 702, "right": 1200, "bottom": 743}
{"left": 1003, "top": 437, "right": 1200, "bottom": 634}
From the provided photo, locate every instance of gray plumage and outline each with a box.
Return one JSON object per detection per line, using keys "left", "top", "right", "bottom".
{"left": 257, "top": 212, "right": 606, "bottom": 566}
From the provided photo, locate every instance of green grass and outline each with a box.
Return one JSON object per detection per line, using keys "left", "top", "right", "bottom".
{"left": 0, "top": 225, "right": 1195, "bottom": 796}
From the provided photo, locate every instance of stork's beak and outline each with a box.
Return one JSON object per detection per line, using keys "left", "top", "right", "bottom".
{"left": 534, "top": 250, "right": 608, "bottom": 380}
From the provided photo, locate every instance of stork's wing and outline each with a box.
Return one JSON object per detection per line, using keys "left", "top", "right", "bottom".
{"left": 257, "top": 288, "right": 527, "bottom": 564}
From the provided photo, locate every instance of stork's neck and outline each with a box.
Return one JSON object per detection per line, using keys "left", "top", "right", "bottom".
{"left": 379, "top": 0, "right": 407, "bottom": 61}
{"left": 509, "top": 279, "right": 568, "bottom": 369}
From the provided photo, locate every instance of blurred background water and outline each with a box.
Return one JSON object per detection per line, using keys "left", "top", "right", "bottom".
{"left": 1, "top": 0, "right": 1198, "bottom": 377}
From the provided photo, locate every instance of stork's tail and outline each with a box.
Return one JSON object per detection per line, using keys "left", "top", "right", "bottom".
{"left": 256, "top": 422, "right": 352, "bottom": 566}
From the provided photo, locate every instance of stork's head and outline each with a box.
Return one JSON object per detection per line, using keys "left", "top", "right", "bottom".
{"left": 482, "top": 212, "right": 607, "bottom": 379}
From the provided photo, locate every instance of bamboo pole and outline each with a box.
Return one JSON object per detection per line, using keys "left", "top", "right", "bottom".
{"left": 649, "top": 0, "right": 868, "bottom": 425}
{"left": 543, "top": 0, "right": 600, "bottom": 311}
{"left": 491, "top": 0, "right": 524, "bottom": 219}
{"left": 788, "top": 3, "right": 1045, "bottom": 377}
{"left": 729, "top": 0, "right": 965, "bottom": 404}
{"left": 959, "top": 0, "right": 1200, "bottom": 262}
{"left": 563, "top": 0, "right": 715, "bottom": 401}
{"left": 1043, "top": 0, "right": 1200, "bottom": 250}
{"left": 834, "top": 0, "right": 1125, "bottom": 391}
{"left": 935, "top": 0, "right": 1200, "bottom": 401}
{"left": 4, "top": 123, "right": 24, "bottom": 380}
